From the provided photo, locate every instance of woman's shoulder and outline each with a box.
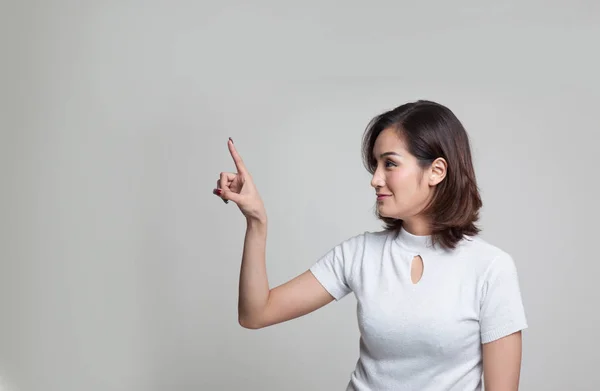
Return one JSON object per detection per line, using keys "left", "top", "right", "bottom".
{"left": 336, "top": 228, "right": 393, "bottom": 243}
{"left": 326, "top": 229, "right": 394, "bottom": 253}
{"left": 458, "top": 234, "right": 505, "bottom": 255}
{"left": 457, "top": 235, "right": 517, "bottom": 275}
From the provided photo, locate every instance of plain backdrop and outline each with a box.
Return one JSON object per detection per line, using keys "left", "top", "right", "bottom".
{"left": 1, "top": 1, "right": 599, "bottom": 390}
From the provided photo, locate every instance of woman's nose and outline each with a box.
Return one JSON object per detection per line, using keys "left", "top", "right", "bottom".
{"left": 371, "top": 172, "right": 384, "bottom": 188}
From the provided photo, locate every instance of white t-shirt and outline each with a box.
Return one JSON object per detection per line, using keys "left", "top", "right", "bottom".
{"left": 309, "top": 227, "right": 528, "bottom": 391}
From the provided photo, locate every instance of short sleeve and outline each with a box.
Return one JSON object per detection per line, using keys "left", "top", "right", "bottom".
{"left": 309, "top": 233, "right": 365, "bottom": 301}
{"left": 479, "top": 252, "right": 528, "bottom": 344}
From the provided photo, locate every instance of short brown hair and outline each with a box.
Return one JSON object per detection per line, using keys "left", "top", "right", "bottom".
{"left": 361, "top": 100, "right": 482, "bottom": 250}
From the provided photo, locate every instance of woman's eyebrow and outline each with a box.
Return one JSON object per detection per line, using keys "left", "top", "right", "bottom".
{"left": 379, "top": 151, "right": 402, "bottom": 158}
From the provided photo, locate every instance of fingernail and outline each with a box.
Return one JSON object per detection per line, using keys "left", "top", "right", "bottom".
{"left": 213, "top": 188, "right": 222, "bottom": 196}
{"left": 223, "top": 199, "right": 229, "bottom": 204}
{"left": 229, "top": 137, "right": 233, "bottom": 144}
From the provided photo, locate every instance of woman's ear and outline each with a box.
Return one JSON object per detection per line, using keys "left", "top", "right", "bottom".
{"left": 429, "top": 157, "right": 447, "bottom": 186}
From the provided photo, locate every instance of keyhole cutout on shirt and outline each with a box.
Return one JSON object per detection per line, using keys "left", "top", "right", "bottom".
{"left": 410, "top": 255, "right": 424, "bottom": 284}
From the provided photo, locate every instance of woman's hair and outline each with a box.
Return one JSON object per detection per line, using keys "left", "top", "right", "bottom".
{"left": 361, "top": 100, "right": 482, "bottom": 250}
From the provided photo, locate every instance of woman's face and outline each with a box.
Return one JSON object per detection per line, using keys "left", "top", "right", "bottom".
{"left": 370, "top": 127, "right": 442, "bottom": 222}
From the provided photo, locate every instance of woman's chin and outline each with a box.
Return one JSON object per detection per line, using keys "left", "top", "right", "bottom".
{"left": 377, "top": 207, "right": 390, "bottom": 218}
{"left": 378, "top": 205, "right": 402, "bottom": 220}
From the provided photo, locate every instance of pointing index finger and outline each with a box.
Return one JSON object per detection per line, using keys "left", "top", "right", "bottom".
{"left": 228, "top": 138, "right": 247, "bottom": 174}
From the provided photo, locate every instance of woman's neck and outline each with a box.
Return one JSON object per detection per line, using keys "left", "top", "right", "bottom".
{"left": 401, "top": 218, "right": 432, "bottom": 236}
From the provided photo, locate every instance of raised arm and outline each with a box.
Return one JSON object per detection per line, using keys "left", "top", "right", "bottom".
{"left": 214, "top": 138, "right": 334, "bottom": 329}
{"left": 237, "top": 218, "right": 334, "bottom": 329}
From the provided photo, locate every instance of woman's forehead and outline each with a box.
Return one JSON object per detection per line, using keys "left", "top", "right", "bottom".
{"left": 374, "top": 128, "right": 408, "bottom": 153}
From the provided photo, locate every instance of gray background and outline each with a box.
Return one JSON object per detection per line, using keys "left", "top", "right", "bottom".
{"left": 1, "top": 1, "right": 599, "bottom": 390}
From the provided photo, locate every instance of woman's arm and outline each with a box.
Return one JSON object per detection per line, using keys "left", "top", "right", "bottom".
{"left": 482, "top": 331, "right": 523, "bottom": 390}
{"left": 237, "top": 218, "right": 334, "bottom": 329}
{"left": 215, "top": 138, "right": 335, "bottom": 329}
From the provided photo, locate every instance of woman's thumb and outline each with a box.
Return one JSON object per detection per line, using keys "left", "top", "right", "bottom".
{"left": 221, "top": 189, "right": 241, "bottom": 204}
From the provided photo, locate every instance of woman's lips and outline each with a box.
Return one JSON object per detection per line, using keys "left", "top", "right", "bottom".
{"left": 377, "top": 194, "right": 391, "bottom": 200}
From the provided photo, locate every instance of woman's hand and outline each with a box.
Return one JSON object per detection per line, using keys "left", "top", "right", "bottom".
{"left": 213, "top": 138, "right": 267, "bottom": 223}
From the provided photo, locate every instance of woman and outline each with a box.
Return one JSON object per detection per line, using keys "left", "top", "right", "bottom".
{"left": 213, "top": 100, "right": 528, "bottom": 390}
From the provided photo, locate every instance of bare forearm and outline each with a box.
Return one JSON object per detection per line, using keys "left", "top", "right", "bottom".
{"left": 238, "top": 217, "right": 269, "bottom": 327}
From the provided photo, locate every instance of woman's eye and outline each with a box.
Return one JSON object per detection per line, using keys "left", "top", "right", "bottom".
{"left": 385, "top": 160, "right": 397, "bottom": 168}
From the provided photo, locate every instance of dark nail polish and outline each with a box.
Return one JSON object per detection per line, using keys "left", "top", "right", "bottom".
{"left": 229, "top": 137, "right": 233, "bottom": 144}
